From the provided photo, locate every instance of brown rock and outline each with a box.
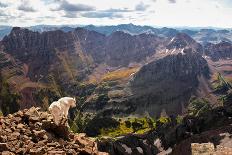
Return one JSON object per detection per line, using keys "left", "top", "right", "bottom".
{"left": 7, "top": 114, "right": 13, "bottom": 119}
{"left": 29, "top": 148, "right": 45, "bottom": 155}
{"left": 14, "top": 111, "right": 24, "bottom": 117}
{"left": 0, "top": 143, "right": 9, "bottom": 151}
{"left": 8, "top": 132, "right": 20, "bottom": 141}
{"left": 13, "top": 117, "right": 22, "bottom": 123}
{"left": 5, "top": 128, "right": 12, "bottom": 133}
{"left": 0, "top": 135, "right": 7, "bottom": 142}
{"left": 47, "top": 151, "right": 66, "bottom": 155}
{"left": 17, "top": 123, "right": 24, "bottom": 129}
{"left": 12, "top": 132, "right": 20, "bottom": 137}
{"left": 15, "top": 148, "right": 26, "bottom": 154}
{"left": 33, "top": 130, "right": 46, "bottom": 139}
{"left": 2, "top": 151, "right": 15, "bottom": 155}
{"left": 29, "top": 116, "right": 40, "bottom": 123}
{"left": 47, "top": 142, "right": 58, "bottom": 147}
{"left": 39, "top": 112, "right": 48, "bottom": 120}
{"left": 66, "top": 149, "right": 76, "bottom": 154}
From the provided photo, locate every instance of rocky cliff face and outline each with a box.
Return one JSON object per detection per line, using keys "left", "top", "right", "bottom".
{"left": 0, "top": 107, "right": 107, "bottom": 154}
{"left": 105, "top": 31, "right": 165, "bottom": 66}
{"left": 1, "top": 27, "right": 92, "bottom": 82}
{"left": 130, "top": 50, "right": 209, "bottom": 116}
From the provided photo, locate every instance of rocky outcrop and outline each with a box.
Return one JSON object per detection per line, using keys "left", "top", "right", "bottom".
{"left": 130, "top": 51, "right": 209, "bottom": 116}
{"left": 0, "top": 107, "right": 108, "bottom": 155}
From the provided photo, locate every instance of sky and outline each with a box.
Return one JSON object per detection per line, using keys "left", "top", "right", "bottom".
{"left": 0, "top": 0, "right": 232, "bottom": 28}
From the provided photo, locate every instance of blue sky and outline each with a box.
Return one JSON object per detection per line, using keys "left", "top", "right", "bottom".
{"left": 0, "top": 0, "right": 232, "bottom": 28}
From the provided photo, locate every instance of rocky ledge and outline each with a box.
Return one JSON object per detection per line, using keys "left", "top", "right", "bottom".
{"left": 0, "top": 107, "right": 108, "bottom": 155}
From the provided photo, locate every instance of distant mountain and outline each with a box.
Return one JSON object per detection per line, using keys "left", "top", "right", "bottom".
{"left": 190, "top": 29, "right": 232, "bottom": 44}
{"left": 1, "top": 24, "right": 232, "bottom": 44}
{"left": 28, "top": 25, "right": 75, "bottom": 33}
{"left": 84, "top": 24, "right": 179, "bottom": 37}
{"left": 84, "top": 24, "right": 158, "bottom": 36}
{"left": 0, "top": 26, "right": 12, "bottom": 40}
{"left": 0, "top": 25, "right": 76, "bottom": 40}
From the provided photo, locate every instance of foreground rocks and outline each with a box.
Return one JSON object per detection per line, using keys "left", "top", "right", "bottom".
{"left": 191, "top": 143, "right": 232, "bottom": 155}
{"left": 0, "top": 107, "right": 108, "bottom": 155}
{"left": 98, "top": 102, "right": 232, "bottom": 155}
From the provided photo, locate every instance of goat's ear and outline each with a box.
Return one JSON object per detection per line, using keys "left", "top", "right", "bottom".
{"left": 74, "top": 97, "right": 76, "bottom": 101}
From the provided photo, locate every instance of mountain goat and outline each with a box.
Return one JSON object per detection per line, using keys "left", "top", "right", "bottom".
{"left": 48, "top": 97, "right": 76, "bottom": 125}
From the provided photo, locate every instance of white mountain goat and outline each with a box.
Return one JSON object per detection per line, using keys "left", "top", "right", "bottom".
{"left": 48, "top": 97, "right": 76, "bottom": 125}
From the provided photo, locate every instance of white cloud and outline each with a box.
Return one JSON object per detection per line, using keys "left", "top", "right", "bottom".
{"left": 0, "top": 0, "right": 231, "bottom": 28}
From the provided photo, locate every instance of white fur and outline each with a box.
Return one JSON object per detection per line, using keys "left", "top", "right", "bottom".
{"left": 48, "top": 97, "right": 76, "bottom": 125}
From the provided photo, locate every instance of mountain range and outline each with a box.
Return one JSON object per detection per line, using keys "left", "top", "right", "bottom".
{"left": 1, "top": 24, "right": 232, "bottom": 44}
{"left": 0, "top": 25, "right": 231, "bottom": 117}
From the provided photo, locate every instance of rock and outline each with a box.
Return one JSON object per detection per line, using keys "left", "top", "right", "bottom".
{"left": 29, "top": 148, "right": 45, "bottom": 155}
{"left": 14, "top": 111, "right": 24, "bottom": 117}
{"left": 47, "top": 142, "right": 58, "bottom": 147}
{"left": 0, "top": 135, "right": 7, "bottom": 142}
{"left": 0, "top": 143, "right": 8, "bottom": 151}
{"left": 39, "top": 112, "right": 48, "bottom": 120}
{"left": 33, "top": 130, "right": 46, "bottom": 139}
{"left": 15, "top": 148, "right": 26, "bottom": 154}
{"left": 10, "top": 132, "right": 20, "bottom": 140}
{"left": 2, "top": 151, "right": 15, "bottom": 155}
{"left": 13, "top": 117, "right": 21, "bottom": 123}
{"left": 5, "top": 128, "right": 12, "bottom": 133}
{"left": 191, "top": 143, "right": 215, "bottom": 155}
{"left": 17, "top": 123, "right": 24, "bottom": 129}
{"left": 47, "top": 151, "right": 66, "bottom": 155}
{"left": 29, "top": 116, "right": 40, "bottom": 123}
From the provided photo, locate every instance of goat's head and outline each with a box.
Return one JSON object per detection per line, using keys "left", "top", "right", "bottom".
{"left": 70, "top": 97, "right": 76, "bottom": 108}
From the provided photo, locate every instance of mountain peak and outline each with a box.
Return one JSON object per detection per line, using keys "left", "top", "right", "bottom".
{"left": 166, "top": 33, "right": 203, "bottom": 54}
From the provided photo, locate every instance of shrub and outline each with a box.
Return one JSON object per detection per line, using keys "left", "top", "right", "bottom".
{"left": 0, "top": 81, "right": 20, "bottom": 116}
{"left": 132, "top": 121, "right": 143, "bottom": 132}
{"left": 125, "top": 120, "right": 131, "bottom": 128}
{"left": 188, "top": 98, "right": 212, "bottom": 117}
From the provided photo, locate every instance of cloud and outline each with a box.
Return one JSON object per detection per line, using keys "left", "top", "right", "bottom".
{"left": 81, "top": 11, "right": 123, "bottom": 19}
{"left": 0, "top": 2, "right": 8, "bottom": 8}
{"left": 168, "top": 0, "right": 176, "bottom": 3}
{"left": 0, "top": 12, "right": 8, "bottom": 17}
{"left": 54, "top": 0, "right": 95, "bottom": 12}
{"left": 104, "top": 8, "right": 132, "bottom": 13}
{"left": 135, "top": 2, "right": 150, "bottom": 11}
{"left": 18, "top": 1, "right": 37, "bottom": 12}
{"left": 80, "top": 7, "right": 131, "bottom": 19}
{"left": 63, "top": 12, "right": 79, "bottom": 18}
